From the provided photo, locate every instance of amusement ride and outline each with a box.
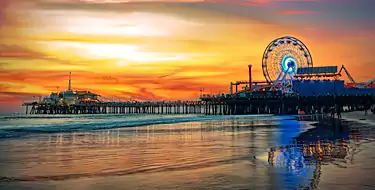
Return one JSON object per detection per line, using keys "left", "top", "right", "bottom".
{"left": 262, "top": 36, "right": 313, "bottom": 94}
{"left": 229, "top": 36, "right": 375, "bottom": 97}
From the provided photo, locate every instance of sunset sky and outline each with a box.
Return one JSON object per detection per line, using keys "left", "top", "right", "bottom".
{"left": 0, "top": 0, "right": 374, "bottom": 112}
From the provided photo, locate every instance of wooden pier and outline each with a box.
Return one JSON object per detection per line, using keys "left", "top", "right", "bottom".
{"left": 23, "top": 101, "right": 205, "bottom": 115}
{"left": 23, "top": 93, "right": 375, "bottom": 115}
{"left": 201, "top": 93, "right": 375, "bottom": 115}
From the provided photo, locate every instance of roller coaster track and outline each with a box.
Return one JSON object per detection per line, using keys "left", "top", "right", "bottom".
{"left": 338, "top": 65, "right": 356, "bottom": 84}
{"left": 339, "top": 65, "right": 375, "bottom": 88}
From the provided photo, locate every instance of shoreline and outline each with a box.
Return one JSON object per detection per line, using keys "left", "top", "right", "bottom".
{"left": 342, "top": 111, "right": 375, "bottom": 126}
{"left": 0, "top": 112, "right": 372, "bottom": 140}
{"left": 0, "top": 114, "right": 279, "bottom": 140}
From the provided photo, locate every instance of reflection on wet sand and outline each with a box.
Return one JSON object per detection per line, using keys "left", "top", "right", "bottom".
{"left": 267, "top": 117, "right": 365, "bottom": 189}
{"left": 0, "top": 118, "right": 281, "bottom": 183}
{"left": 0, "top": 116, "right": 373, "bottom": 190}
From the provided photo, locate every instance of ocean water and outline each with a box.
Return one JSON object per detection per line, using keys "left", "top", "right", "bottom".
{"left": 0, "top": 114, "right": 274, "bottom": 138}
{"left": 0, "top": 114, "right": 374, "bottom": 189}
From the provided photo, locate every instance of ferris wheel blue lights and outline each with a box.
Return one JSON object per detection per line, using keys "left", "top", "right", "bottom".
{"left": 261, "top": 36, "right": 313, "bottom": 94}
{"left": 282, "top": 56, "right": 298, "bottom": 73}
{"left": 262, "top": 36, "right": 313, "bottom": 85}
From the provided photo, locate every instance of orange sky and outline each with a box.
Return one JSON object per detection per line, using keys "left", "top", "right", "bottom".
{"left": 1, "top": 0, "right": 375, "bottom": 112}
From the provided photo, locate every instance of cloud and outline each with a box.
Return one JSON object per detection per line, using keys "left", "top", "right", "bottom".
{"left": 31, "top": 0, "right": 331, "bottom": 6}
{"left": 0, "top": 89, "right": 45, "bottom": 112}
{"left": 203, "top": 0, "right": 328, "bottom": 7}
{"left": 275, "top": 10, "right": 313, "bottom": 15}
{"left": 0, "top": 70, "right": 85, "bottom": 86}
{"left": 117, "top": 87, "right": 166, "bottom": 101}
{"left": 0, "top": 63, "right": 236, "bottom": 106}
{"left": 0, "top": 44, "right": 90, "bottom": 68}
{"left": 0, "top": 84, "right": 12, "bottom": 92}
{"left": 0, "top": 44, "right": 53, "bottom": 60}
{"left": 155, "top": 80, "right": 225, "bottom": 92}
{"left": 0, "top": 0, "right": 15, "bottom": 26}
{"left": 0, "top": 91, "right": 44, "bottom": 104}
{"left": 75, "top": 0, "right": 203, "bottom": 3}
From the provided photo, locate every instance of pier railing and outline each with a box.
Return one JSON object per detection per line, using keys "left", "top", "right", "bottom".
{"left": 22, "top": 92, "right": 375, "bottom": 116}
{"left": 22, "top": 100, "right": 205, "bottom": 115}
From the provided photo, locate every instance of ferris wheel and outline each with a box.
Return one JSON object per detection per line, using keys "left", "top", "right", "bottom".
{"left": 262, "top": 36, "right": 313, "bottom": 85}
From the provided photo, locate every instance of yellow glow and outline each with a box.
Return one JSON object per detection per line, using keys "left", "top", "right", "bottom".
{"left": 42, "top": 41, "right": 203, "bottom": 62}
{"left": 61, "top": 15, "right": 172, "bottom": 37}
{"left": 116, "top": 60, "right": 130, "bottom": 67}
{"left": 174, "top": 71, "right": 229, "bottom": 77}
{"left": 35, "top": 11, "right": 195, "bottom": 38}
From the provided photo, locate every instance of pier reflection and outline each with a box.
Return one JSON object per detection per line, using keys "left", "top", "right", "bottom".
{"left": 267, "top": 117, "right": 364, "bottom": 189}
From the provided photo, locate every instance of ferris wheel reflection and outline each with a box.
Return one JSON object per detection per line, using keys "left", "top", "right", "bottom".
{"left": 267, "top": 122, "right": 363, "bottom": 189}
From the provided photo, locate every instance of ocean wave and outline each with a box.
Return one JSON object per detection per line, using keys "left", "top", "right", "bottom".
{"left": 0, "top": 114, "right": 196, "bottom": 120}
{"left": 0, "top": 114, "right": 284, "bottom": 139}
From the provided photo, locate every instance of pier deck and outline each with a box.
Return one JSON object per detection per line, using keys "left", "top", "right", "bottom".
{"left": 23, "top": 93, "right": 375, "bottom": 115}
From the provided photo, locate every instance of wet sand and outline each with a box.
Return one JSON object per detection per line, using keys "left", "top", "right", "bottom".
{"left": 0, "top": 115, "right": 374, "bottom": 190}
{"left": 342, "top": 111, "right": 375, "bottom": 125}
{"left": 295, "top": 116, "right": 375, "bottom": 189}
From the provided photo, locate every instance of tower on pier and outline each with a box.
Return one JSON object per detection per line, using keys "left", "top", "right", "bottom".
{"left": 68, "top": 72, "right": 72, "bottom": 91}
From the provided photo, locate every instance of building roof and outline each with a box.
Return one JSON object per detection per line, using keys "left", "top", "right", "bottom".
{"left": 76, "top": 90, "right": 101, "bottom": 96}
{"left": 297, "top": 66, "right": 338, "bottom": 75}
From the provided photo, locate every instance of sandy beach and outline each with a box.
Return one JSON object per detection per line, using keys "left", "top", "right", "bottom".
{"left": 342, "top": 111, "right": 375, "bottom": 125}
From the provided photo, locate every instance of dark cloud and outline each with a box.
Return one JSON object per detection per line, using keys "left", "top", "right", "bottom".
{"left": 0, "top": 0, "right": 13, "bottom": 26}
{"left": 0, "top": 91, "right": 44, "bottom": 103}
{"left": 0, "top": 44, "right": 50, "bottom": 59}
{"left": 155, "top": 80, "right": 226, "bottom": 92}
{"left": 0, "top": 70, "right": 90, "bottom": 86}
{"left": 7, "top": 0, "right": 373, "bottom": 35}
{"left": 117, "top": 87, "right": 166, "bottom": 101}
{"left": 0, "top": 84, "right": 11, "bottom": 91}
{"left": 0, "top": 69, "right": 229, "bottom": 97}
{"left": 274, "top": 10, "right": 314, "bottom": 15}
{"left": 158, "top": 70, "right": 180, "bottom": 79}
{"left": 0, "top": 44, "right": 84, "bottom": 66}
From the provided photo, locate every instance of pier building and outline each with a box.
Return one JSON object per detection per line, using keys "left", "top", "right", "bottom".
{"left": 40, "top": 72, "right": 100, "bottom": 106}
